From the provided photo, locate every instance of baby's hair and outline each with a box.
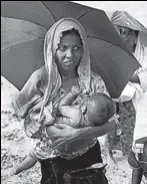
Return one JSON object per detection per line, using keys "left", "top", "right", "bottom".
{"left": 88, "top": 93, "right": 116, "bottom": 124}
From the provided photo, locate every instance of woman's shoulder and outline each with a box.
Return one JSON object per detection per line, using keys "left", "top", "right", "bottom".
{"left": 31, "top": 65, "right": 48, "bottom": 83}
{"left": 27, "top": 65, "right": 49, "bottom": 91}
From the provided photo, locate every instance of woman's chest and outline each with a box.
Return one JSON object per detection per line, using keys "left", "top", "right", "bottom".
{"left": 61, "top": 78, "right": 80, "bottom": 92}
{"left": 53, "top": 79, "right": 89, "bottom": 108}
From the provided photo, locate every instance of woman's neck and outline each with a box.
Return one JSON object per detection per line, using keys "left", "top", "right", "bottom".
{"left": 59, "top": 68, "right": 78, "bottom": 81}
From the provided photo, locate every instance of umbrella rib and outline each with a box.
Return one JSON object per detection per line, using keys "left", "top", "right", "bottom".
{"left": 39, "top": 1, "right": 56, "bottom": 22}
{"left": 88, "top": 36, "right": 135, "bottom": 60}
{"left": 87, "top": 35, "right": 132, "bottom": 57}
{"left": 90, "top": 54, "right": 119, "bottom": 98}
{"left": 2, "top": 16, "right": 48, "bottom": 32}
{"left": 87, "top": 36, "right": 120, "bottom": 47}
{"left": 76, "top": 9, "right": 94, "bottom": 21}
{"left": 1, "top": 38, "right": 44, "bottom": 52}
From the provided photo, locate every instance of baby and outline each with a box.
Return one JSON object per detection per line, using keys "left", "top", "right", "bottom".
{"left": 13, "top": 86, "right": 116, "bottom": 175}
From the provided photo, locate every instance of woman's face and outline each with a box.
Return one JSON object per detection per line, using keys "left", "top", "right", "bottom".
{"left": 117, "top": 26, "right": 138, "bottom": 52}
{"left": 55, "top": 32, "right": 83, "bottom": 71}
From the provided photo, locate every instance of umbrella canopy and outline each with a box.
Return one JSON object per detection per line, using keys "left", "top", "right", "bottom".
{"left": 1, "top": 1, "right": 140, "bottom": 98}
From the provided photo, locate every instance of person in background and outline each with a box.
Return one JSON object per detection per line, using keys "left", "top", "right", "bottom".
{"left": 105, "top": 10, "right": 146, "bottom": 164}
{"left": 108, "top": 10, "right": 147, "bottom": 183}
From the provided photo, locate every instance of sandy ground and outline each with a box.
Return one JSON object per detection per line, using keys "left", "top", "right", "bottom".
{"left": 1, "top": 76, "right": 146, "bottom": 184}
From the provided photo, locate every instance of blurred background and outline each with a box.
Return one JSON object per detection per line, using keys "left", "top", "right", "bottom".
{"left": 73, "top": 1, "right": 147, "bottom": 27}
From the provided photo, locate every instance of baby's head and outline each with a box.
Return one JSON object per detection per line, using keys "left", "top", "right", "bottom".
{"left": 85, "top": 93, "right": 116, "bottom": 126}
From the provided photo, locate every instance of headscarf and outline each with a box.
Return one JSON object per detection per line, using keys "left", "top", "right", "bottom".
{"left": 111, "top": 11, "right": 146, "bottom": 68}
{"left": 12, "top": 18, "right": 91, "bottom": 121}
{"left": 111, "top": 11, "right": 146, "bottom": 32}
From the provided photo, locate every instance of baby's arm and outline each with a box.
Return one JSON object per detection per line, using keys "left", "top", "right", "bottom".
{"left": 58, "top": 86, "right": 81, "bottom": 118}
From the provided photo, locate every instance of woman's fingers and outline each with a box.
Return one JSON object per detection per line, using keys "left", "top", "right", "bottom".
{"left": 40, "top": 115, "right": 46, "bottom": 123}
{"left": 25, "top": 128, "right": 34, "bottom": 138}
{"left": 25, "top": 121, "right": 41, "bottom": 138}
{"left": 31, "top": 121, "right": 40, "bottom": 131}
{"left": 50, "top": 134, "right": 60, "bottom": 141}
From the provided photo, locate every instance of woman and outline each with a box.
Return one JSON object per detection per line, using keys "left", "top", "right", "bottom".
{"left": 111, "top": 11, "right": 147, "bottom": 184}
{"left": 12, "top": 18, "right": 117, "bottom": 184}
{"left": 106, "top": 11, "right": 147, "bottom": 169}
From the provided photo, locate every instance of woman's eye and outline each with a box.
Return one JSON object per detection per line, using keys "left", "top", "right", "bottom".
{"left": 73, "top": 45, "right": 82, "bottom": 50}
{"left": 59, "top": 46, "right": 67, "bottom": 51}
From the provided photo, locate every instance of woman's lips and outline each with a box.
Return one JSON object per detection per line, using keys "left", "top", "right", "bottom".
{"left": 64, "top": 60, "right": 73, "bottom": 65}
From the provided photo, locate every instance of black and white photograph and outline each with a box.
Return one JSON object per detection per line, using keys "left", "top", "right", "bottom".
{"left": 1, "top": 1, "right": 147, "bottom": 184}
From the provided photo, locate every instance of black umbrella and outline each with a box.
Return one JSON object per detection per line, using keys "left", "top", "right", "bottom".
{"left": 1, "top": 1, "right": 140, "bottom": 98}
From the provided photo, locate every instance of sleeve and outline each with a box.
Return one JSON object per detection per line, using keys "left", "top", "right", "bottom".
{"left": 137, "top": 32, "right": 147, "bottom": 92}
{"left": 11, "top": 69, "right": 46, "bottom": 119}
{"left": 138, "top": 67, "right": 147, "bottom": 91}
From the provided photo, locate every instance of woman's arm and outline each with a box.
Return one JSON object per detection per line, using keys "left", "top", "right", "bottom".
{"left": 68, "top": 120, "right": 116, "bottom": 143}
{"left": 50, "top": 120, "right": 116, "bottom": 149}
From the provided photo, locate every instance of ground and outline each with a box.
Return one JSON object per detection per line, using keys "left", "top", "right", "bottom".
{"left": 1, "top": 76, "right": 145, "bottom": 184}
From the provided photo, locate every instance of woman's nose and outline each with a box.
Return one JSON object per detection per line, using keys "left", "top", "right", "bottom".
{"left": 66, "top": 49, "right": 73, "bottom": 58}
{"left": 121, "top": 34, "right": 129, "bottom": 41}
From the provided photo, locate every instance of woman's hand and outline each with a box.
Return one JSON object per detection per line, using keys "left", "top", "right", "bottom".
{"left": 50, "top": 124, "right": 78, "bottom": 150}
{"left": 50, "top": 120, "right": 116, "bottom": 151}
{"left": 50, "top": 124, "right": 97, "bottom": 152}
{"left": 24, "top": 115, "right": 45, "bottom": 138}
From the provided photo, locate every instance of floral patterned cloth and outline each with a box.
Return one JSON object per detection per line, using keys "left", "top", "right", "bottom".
{"left": 106, "top": 100, "right": 136, "bottom": 155}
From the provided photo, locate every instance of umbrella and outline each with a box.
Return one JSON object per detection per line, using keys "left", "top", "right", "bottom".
{"left": 1, "top": 1, "right": 141, "bottom": 98}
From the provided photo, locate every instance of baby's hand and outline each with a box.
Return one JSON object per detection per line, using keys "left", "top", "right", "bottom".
{"left": 71, "top": 86, "right": 82, "bottom": 96}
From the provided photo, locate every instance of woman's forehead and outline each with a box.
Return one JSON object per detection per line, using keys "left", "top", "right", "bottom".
{"left": 55, "top": 20, "right": 85, "bottom": 37}
{"left": 60, "top": 29, "right": 82, "bottom": 42}
{"left": 52, "top": 19, "right": 86, "bottom": 49}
